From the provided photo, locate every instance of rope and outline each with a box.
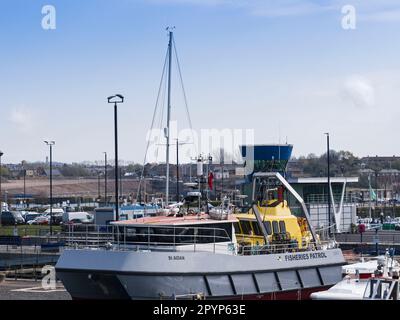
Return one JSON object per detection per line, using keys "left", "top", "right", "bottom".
{"left": 155, "top": 62, "right": 168, "bottom": 163}
{"left": 136, "top": 32, "right": 197, "bottom": 202}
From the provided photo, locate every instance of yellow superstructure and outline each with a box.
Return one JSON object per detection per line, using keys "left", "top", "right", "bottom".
{"left": 234, "top": 199, "right": 313, "bottom": 249}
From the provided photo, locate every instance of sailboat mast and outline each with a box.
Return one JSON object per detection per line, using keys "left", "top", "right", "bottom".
{"left": 165, "top": 30, "right": 173, "bottom": 205}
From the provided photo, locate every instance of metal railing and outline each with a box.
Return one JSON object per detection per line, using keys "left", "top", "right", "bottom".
{"left": 64, "top": 224, "right": 338, "bottom": 256}
{"left": 235, "top": 240, "right": 338, "bottom": 255}
{"left": 65, "top": 224, "right": 233, "bottom": 254}
{"left": 305, "top": 193, "right": 357, "bottom": 204}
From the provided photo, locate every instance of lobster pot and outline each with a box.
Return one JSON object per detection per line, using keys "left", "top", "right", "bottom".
{"left": 197, "top": 159, "right": 203, "bottom": 176}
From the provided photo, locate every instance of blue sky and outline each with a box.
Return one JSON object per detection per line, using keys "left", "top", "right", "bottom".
{"left": 1, "top": 0, "right": 400, "bottom": 164}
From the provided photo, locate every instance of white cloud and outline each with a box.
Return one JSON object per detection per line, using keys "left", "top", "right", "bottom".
{"left": 342, "top": 75, "right": 375, "bottom": 109}
{"left": 9, "top": 107, "right": 34, "bottom": 133}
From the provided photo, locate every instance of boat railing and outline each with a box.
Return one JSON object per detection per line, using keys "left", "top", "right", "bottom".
{"left": 363, "top": 278, "right": 400, "bottom": 300}
{"left": 236, "top": 242, "right": 317, "bottom": 255}
{"left": 63, "top": 224, "right": 337, "bottom": 255}
{"left": 235, "top": 238, "right": 337, "bottom": 255}
{"left": 64, "top": 224, "right": 233, "bottom": 254}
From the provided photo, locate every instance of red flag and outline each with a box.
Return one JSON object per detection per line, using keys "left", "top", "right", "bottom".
{"left": 208, "top": 171, "right": 214, "bottom": 190}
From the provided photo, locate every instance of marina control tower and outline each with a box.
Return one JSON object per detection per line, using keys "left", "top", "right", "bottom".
{"left": 240, "top": 144, "right": 293, "bottom": 176}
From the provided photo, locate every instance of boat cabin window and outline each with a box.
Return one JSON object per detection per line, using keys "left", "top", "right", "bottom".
{"left": 250, "top": 221, "right": 263, "bottom": 236}
{"left": 233, "top": 222, "right": 241, "bottom": 234}
{"left": 279, "top": 221, "right": 286, "bottom": 233}
{"left": 240, "top": 220, "right": 252, "bottom": 235}
{"left": 120, "top": 223, "right": 232, "bottom": 245}
{"left": 272, "top": 221, "right": 279, "bottom": 234}
{"left": 263, "top": 221, "right": 272, "bottom": 235}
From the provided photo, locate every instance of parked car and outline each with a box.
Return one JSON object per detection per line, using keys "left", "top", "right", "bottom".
{"left": 1, "top": 211, "right": 25, "bottom": 226}
{"left": 43, "top": 208, "right": 64, "bottom": 225}
{"left": 27, "top": 215, "right": 50, "bottom": 225}
{"left": 24, "top": 212, "right": 42, "bottom": 224}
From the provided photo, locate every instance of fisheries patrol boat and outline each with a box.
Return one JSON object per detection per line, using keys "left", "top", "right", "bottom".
{"left": 56, "top": 171, "right": 345, "bottom": 300}
{"left": 55, "top": 30, "right": 345, "bottom": 300}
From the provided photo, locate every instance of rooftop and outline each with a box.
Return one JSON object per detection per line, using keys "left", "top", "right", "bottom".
{"left": 111, "top": 213, "right": 238, "bottom": 226}
{"left": 287, "top": 177, "right": 359, "bottom": 184}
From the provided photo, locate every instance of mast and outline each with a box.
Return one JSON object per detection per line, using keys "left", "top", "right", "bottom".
{"left": 165, "top": 30, "right": 173, "bottom": 205}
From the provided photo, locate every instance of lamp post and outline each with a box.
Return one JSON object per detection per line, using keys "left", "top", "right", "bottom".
{"left": 22, "top": 161, "right": 26, "bottom": 209}
{"left": 97, "top": 172, "right": 101, "bottom": 201}
{"left": 324, "top": 133, "right": 331, "bottom": 236}
{"left": 375, "top": 170, "right": 379, "bottom": 207}
{"left": 0, "top": 151, "right": 3, "bottom": 212}
{"left": 44, "top": 141, "right": 55, "bottom": 235}
{"left": 107, "top": 94, "right": 124, "bottom": 221}
{"left": 103, "top": 152, "right": 107, "bottom": 205}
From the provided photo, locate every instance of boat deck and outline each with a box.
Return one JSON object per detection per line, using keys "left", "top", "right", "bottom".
{"left": 111, "top": 213, "right": 238, "bottom": 226}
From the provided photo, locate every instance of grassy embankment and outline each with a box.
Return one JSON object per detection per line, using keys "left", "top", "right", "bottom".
{"left": 0, "top": 225, "right": 61, "bottom": 236}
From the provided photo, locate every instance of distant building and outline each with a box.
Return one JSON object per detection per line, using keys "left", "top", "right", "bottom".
{"left": 379, "top": 169, "right": 400, "bottom": 176}
{"left": 38, "top": 168, "right": 63, "bottom": 177}
{"left": 360, "top": 155, "right": 400, "bottom": 169}
{"left": 288, "top": 177, "right": 359, "bottom": 233}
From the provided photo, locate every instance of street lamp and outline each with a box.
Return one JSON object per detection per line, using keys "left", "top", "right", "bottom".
{"left": 0, "top": 151, "right": 3, "bottom": 212}
{"left": 44, "top": 140, "right": 55, "bottom": 235}
{"left": 97, "top": 171, "right": 101, "bottom": 201}
{"left": 324, "top": 133, "right": 331, "bottom": 236}
{"left": 103, "top": 151, "right": 108, "bottom": 205}
{"left": 107, "top": 94, "right": 124, "bottom": 221}
{"left": 22, "top": 161, "right": 26, "bottom": 209}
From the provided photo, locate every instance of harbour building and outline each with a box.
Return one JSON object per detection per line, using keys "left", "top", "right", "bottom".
{"left": 239, "top": 145, "right": 358, "bottom": 233}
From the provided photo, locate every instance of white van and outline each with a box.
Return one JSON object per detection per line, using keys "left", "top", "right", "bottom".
{"left": 62, "top": 211, "right": 94, "bottom": 224}
{"left": 44, "top": 208, "right": 65, "bottom": 216}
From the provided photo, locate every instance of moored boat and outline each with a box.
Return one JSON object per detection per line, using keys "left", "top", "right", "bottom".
{"left": 56, "top": 171, "right": 345, "bottom": 300}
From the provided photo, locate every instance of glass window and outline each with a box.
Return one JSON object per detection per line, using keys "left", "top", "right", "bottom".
{"left": 194, "top": 223, "right": 232, "bottom": 243}
{"left": 272, "top": 221, "right": 279, "bottom": 234}
{"left": 240, "top": 220, "right": 252, "bottom": 235}
{"left": 263, "top": 221, "right": 272, "bottom": 235}
{"left": 251, "top": 221, "right": 263, "bottom": 236}
{"left": 175, "top": 227, "right": 194, "bottom": 244}
{"left": 279, "top": 221, "right": 286, "bottom": 233}
{"left": 233, "top": 222, "right": 241, "bottom": 234}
